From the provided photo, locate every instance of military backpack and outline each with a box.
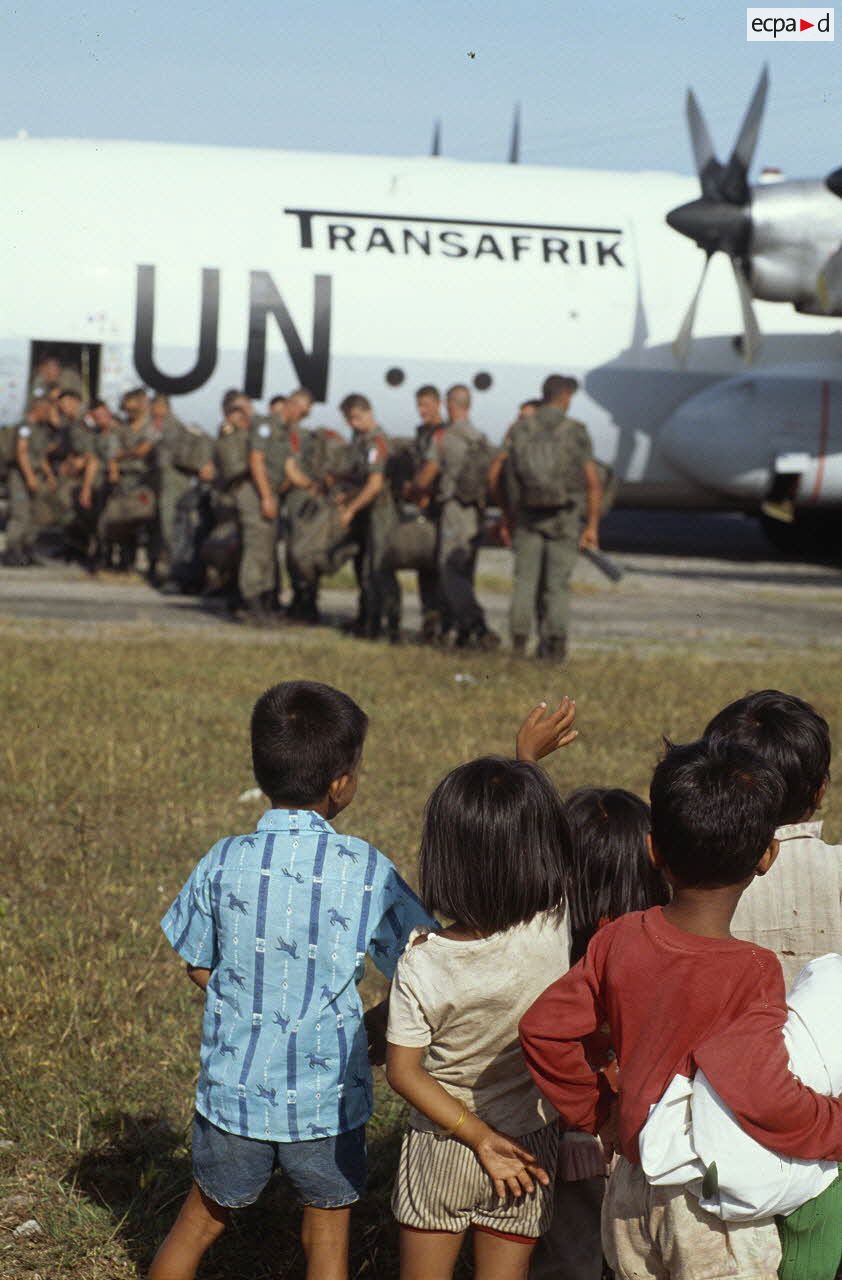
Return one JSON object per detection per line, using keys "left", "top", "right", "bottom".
{"left": 508, "top": 415, "right": 571, "bottom": 508}
{"left": 171, "top": 424, "right": 213, "bottom": 474}
{"left": 453, "top": 434, "right": 494, "bottom": 507}
{"left": 214, "top": 431, "right": 249, "bottom": 488}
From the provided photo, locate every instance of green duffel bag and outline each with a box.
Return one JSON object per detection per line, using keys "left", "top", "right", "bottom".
{"left": 31, "top": 478, "right": 77, "bottom": 529}
{"left": 171, "top": 426, "right": 213, "bottom": 474}
{"left": 99, "top": 486, "right": 157, "bottom": 537}
{"left": 383, "top": 511, "right": 437, "bottom": 571}
{"left": 287, "top": 494, "right": 357, "bottom": 583}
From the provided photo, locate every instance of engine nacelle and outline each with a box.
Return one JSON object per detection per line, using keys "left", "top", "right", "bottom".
{"left": 659, "top": 368, "right": 842, "bottom": 505}
{"left": 749, "top": 180, "right": 842, "bottom": 313}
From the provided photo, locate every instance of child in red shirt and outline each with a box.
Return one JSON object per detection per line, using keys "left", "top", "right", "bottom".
{"left": 520, "top": 739, "right": 842, "bottom": 1280}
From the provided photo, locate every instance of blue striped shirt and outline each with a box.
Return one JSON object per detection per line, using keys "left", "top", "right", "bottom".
{"left": 161, "top": 808, "right": 435, "bottom": 1142}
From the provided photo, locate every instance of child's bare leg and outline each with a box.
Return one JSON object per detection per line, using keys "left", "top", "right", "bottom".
{"left": 301, "top": 1205, "right": 352, "bottom": 1280}
{"left": 473, "top": 1228, "right": 536, "bottom": 1280}
{"left": 399, "top": 1225, "right": 466, "bottom": 1279}
{"left": 148, "top": 1182, "right": 228, "bottom": 1280}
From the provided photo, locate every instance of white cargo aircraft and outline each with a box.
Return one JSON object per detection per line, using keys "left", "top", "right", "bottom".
{"left": 4, "top": 69, "right": 842, "bottom": 550}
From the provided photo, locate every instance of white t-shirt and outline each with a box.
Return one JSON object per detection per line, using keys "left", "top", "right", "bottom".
{"left": 731, "top": 821, "right": 842, "bottom": 988}
{"left": 387, "top": 910, "right": 570, "bottom": 1135}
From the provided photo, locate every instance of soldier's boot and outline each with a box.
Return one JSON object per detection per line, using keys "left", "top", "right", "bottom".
{"left": 475, "top": 628, "right": 501, "bottom": 653}
{"left": 241, "top": 597, "right": 271, "bottom": 628}
{"left": 537, "top": 634, "right": 568, "bottom": 662}
{"left": 420, "top": 610, "right": 441, "bottom": 645}
{"left": 511, "top": 635, "right": 528, "bottom": 657}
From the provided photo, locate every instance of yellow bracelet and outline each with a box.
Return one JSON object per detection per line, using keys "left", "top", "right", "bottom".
{"left": 437, "top": 1104, "right": 468, "bottom": 1140}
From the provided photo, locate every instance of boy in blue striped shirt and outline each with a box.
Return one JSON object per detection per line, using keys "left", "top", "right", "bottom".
{"left": 150, "top": 680, "right": 436, "bottom": 1280}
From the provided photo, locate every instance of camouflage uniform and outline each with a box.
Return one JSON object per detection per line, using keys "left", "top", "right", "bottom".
{"left": 414, "top": 420, "right": 446, "bottom": 634}
{"left": 430, "top": 421, "right": 491, "bottom": 644}
{"left": 238, "top": 416, "right": 293, "bottom": 606}
{"left": 347, "top": 429, "right": 399, "bottom": 639}
{"left": 505, "top": 406, "right": 594, "bottom": 654}
{"left": 104, "top": 418, "right": 158, "bottom": 567}
{"left": 283, "top": 425, "right": 321, "bottom": 621}
{"left": 5, "top": 419, "right": 53, "bottom": 559}
{"left": 152, "top": 412, "right": 195, "bottom": 576}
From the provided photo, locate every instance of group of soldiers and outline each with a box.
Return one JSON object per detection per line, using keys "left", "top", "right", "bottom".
{"left": 0, "top": 359, "right": 603, "bottom": 657}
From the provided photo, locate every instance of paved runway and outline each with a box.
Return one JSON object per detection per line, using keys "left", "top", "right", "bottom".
{"left": 1, "top": 510, "right": 840, "bottom": 653}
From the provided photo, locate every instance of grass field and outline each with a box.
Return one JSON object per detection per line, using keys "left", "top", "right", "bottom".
{"left": 3, "top": 624, "right": 842, "bottom": 1279}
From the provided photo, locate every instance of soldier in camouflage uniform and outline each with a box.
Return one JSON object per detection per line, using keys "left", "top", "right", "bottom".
{"left": 411, "top": 384, "right": 447, "bottom": 639}
{"left": 504, "top": 375, "right": 602, "bottom": 661}
{"left": 3, "top": 394, "right": 57, "bottom": 565}
{"left": 416, "top": 384, "right": 499, "bottom": 650}
{"left": 105, "top": 387, "right": 158, "bottom": 570}
{"left": 51, "top": 389, "right": 99, "bottom": 559}
{"left": 271, "top": 389, "right": 319, "bottom": 622}
{"left": 338, "top": 393, "right": 400, "bottom": 641}
{"left": 239, "top": 391, "right": 315, "bottom": 626}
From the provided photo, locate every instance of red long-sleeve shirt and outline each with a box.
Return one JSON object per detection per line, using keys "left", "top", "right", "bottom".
{"left": 519, "top": 906, "right": 842, "bottom": 1165}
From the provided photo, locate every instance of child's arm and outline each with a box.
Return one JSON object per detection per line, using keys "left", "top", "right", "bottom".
{"left": 696, "top": 976, "right": 842, "bottom": 1161}
{"left": 385, "top": 1043, "right": 549, "bottom": 1198}
{"left": 519, "top": 942, "right": 610, "bottom": 1135}
{"left": 516, "top": 698, "right": 577, "bottom": 763}
{"left": 187, "top": 966, "right": 211, "bottom": 992}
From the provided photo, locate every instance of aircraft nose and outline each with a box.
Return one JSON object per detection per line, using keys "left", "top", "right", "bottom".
{"left": 666, "top": 197, "right": 751, "bottom": 256}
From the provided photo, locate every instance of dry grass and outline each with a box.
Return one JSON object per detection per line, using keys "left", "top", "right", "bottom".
{"left": 2, "top": 627, "right": 842, "bottom": 1278}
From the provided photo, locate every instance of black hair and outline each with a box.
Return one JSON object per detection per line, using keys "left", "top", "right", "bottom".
{"left": 251, "top": 680, "right": 368, "bottom": 806}
{"left": 566, "top": 788, "right": 668, "bottom": 963}
{"left": 221, "top": 388, "right": 241, "bottom": 413}
{"left": 542, "top": 374, "right": 579, "bottom": 402}
{"left": 88, "top": 398, "right": 108, "bottom": 412}
{"left": 269, "top": 394, "right": 287, "bottom": 409}
{"left": 650, "top": 738, "right": 785, "bottom": 887}
{"left": 419, "top": 757, "right": 571, "bottom": 934}
{"left": 339, "top": 393, "right": 372, "bottom": 415}
{"left": 704, "top": 690, "right": 830, "bottom": 825}
{"left": 415, "top": 384, "right": 440, "bottom": 400}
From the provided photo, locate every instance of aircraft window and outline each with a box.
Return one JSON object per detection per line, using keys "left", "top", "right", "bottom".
{"left": 28, "top": 340, "right": 101, "bottom": 402}
{"left": 473, "top": 372, "right": 493, "bottom": 391}
{"left": 385, "top": 367, "right": 405, "bottom": 386}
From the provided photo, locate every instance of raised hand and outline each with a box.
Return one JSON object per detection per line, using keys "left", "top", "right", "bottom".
{"left": 516, "top": 698, "right": 577, "bottom": 763}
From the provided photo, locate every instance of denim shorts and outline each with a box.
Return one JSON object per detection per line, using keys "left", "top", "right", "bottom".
{"left": 192, "top": 1111, "right": 367, "bottom": 1209}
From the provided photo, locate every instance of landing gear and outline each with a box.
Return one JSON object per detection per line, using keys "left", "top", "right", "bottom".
{"left": 759, "top": 510, "right": 842, "bottom": 561}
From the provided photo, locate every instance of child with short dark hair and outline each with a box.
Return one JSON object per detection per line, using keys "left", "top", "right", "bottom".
{"left": 150, "top": 679, "right": 437, "bottom": 1280}
{"left": 566, "top": 787, "right": 669, "bottom": 965}
{"left": 531, "top": 787, "right": 669, "bottom": 1280}
{"left": 520, "top": 738, "right": 842, "bottom": 1280}
{"left": 385, "top": 738, "right": 575, "bottom": 1280}
{"left": 704, "top": 688, "right": 842, "bottom": 984}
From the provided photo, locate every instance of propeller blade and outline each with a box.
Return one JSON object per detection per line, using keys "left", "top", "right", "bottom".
{"left": 720, "top": 65, "right": 769, "bottom": 205}
{"left": 508, "top": 102, "right": 521, "bottom": 164}
{"left": 732, "top": 256, "right": 762, "bottom": 363}
{"left": 430, "top": 119, "right": 442, "bottom": 157}
{"left": 672, "top": 254, "right": 711, "bottom": 365}
{"left": 686, "top": 90, "right": 723, "bottom": 200}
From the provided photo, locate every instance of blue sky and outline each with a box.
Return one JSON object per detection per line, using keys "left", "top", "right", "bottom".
{"left": 1, "top": 0, "right": 840, "bottom": 178}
